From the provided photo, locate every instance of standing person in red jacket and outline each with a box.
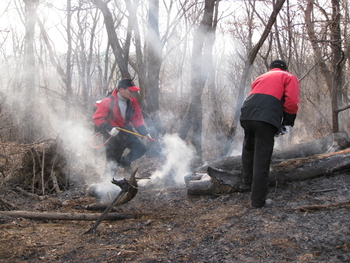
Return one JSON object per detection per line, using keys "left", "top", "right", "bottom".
{"left": 93, "top": 78, "right": 151, "bottom": 177}
{"left": 240, "top": 60, "right": 300, "bottom": 208}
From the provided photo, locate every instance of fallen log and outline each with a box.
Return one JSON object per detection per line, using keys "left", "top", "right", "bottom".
{"left": 197, "top": 132, "right": 350, "bottom": 172}
{"left": 186, "top": 148, "right": 350, "bottom": 195}
{"left": 0, "top": 211, "right": 136, "bottom": 221}
{"left": 272, "top": 131, "right": 350, "bottom": 159}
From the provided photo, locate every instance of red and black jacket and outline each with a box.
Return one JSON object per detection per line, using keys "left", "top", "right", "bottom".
{"left": 93, "top": 89, "right": 148, "bottom": 136}
{"left": 240, "top": 68, "right": 300, "bottom": 128}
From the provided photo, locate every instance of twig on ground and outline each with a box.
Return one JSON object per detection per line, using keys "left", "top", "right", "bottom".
{"left": 15, "top": 186, "right": 46, "bottom": 201}
{"left": 309, "top": 188, "right": 338, "bottom": 194}
{"left": 297, "top": 201, "right": 350, "bottom": 212}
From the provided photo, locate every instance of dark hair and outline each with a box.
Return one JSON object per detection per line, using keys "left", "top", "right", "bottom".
{"left": 269, "top": 60, "right": 287, "bottom": 71}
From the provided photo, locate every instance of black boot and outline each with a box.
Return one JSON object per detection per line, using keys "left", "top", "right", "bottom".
{"left": 119, "top": 157, "right": 132, "bottom": 171}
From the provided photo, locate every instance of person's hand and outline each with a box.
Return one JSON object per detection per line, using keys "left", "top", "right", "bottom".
{"left": 280, "top": 125, "right": 291, "bottom": 135}
{"left": 108, "top": 127, "right": 120, "bottom": 137}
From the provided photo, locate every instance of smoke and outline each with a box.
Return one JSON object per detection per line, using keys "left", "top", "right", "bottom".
{"left": 87, "top": 160, "right": 121, "bottom": 203}
{"left": 140, "top": 133, "right": 195, "bottom": 188}
{"left": 87, "top": 134, "right": 195, "bottom": 200}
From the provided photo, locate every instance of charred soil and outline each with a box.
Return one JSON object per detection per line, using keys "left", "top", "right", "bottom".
{"left": 0, "top": 156, "right": 350, "bottom": 262}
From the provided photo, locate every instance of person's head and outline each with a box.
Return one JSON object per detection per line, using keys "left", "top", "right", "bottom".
{"left": 269, "top": 60, "right": 287, "bottom": 71}
{"left": 117, "top": 78, "right": 140, "bottom": 99}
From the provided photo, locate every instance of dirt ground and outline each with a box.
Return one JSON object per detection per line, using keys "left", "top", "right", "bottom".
{"left": 0, "top": 156, "right": 350, "bottom": 263}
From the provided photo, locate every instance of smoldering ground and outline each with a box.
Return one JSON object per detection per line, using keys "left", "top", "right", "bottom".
{"left": 86, "top": 133, "right": 195, "bottom": 203}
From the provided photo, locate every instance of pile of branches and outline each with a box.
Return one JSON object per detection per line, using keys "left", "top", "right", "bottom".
{"left": 9, "top": 138, "right": 69, "bottom": 195}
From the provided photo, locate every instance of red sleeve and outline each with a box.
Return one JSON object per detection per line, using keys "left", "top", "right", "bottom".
{"left": 283, "top": 75, "right": 299, "bottom": 114}
{"left": 93, "top": 97, "right": 112, "bottom": 127}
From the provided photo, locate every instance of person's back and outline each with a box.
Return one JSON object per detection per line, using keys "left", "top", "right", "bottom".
{"left": 239, "top": 60, "right": 300, "bottom": 208}
{"left": 240, "top": 65, "right": 299, "bottom": 130}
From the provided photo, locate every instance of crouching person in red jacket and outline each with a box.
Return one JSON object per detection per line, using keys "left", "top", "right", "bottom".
{"left": 240, "top": 60, "right": 300, "bottom": 208}
{"left": 93, "top": 78, "right": 151, "bottom": 178}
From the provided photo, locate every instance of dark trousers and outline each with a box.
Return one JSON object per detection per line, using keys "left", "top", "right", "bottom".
{"left": 240, "top": 121, "right": 278, "bottom": 208}
{"left": 103, "top": 130, "right": 146, "bottom": 166}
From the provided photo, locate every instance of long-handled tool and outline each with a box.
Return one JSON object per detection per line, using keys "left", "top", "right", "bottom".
{"left": 117, "top": 127, "right": 157, "bottom": 142}
{"left": 91, "top": 128, "right": 157, "bottom": 148}
{"left": 85, "top": 168, "right": 139, "bottom": 235}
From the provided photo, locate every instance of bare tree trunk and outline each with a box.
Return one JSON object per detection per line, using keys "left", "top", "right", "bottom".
{"left": 66, "top": 0, "right": 73, "bottom": 118}
{"left": 144, "top": 0, "right": 163, "bottom": 139}
{"left": 23, "top": 0, "right": 39, "bottom": 143}
{"left": 207, "top": 1, "right": 228, "bottom": 152}
{"left": 330, "top": 0, "right": 344, "bottom": 132}
{"left": 221, "top": 0, "right": 286, "bottom": 157}
{"left": 92, "top": 0, "right": 130, "bottom": 78}
{"left": 179, "top": 0, "right": 216, "bottom": 163}
{"left": 304, "top": 0, "right": 348, "bottom": 133}
{"left": 125, "top": 0, "right": 145, "bottom": 83}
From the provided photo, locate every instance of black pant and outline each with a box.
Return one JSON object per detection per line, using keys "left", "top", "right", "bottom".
{"left": 240, "top": 121, "right": 278, "bottom": 208}
{"left": 103, "top": 130, "right": 146, "bottom": 166}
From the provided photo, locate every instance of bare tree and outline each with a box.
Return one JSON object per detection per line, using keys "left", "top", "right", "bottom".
{"left": 178, "top": 0, "right": 217, "bottom": 163}
{"left": 304, "top": 0, "right": 350, "bottom": 133}
{"left": 23, "top": 0, "right": 40, "bottom": 142}
{"left": 66, "top": 0, "right": 73, "bottom": 118}
{"left": 144, "top": 0, "right": 163, "bottom": 138}
{"left": 92, "top": 0, "right": 130, "bottom": 78}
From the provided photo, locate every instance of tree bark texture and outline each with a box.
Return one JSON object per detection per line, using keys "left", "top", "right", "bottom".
{"left": 92, "top": 0, "right": 130, "bottom": 78}
{"left": 179, "top": 0, "right": 216, "bottom": 162}
{"left": 23, "top": 0, "right": 39, "bottom": 143}
{"left": 144, "top": 0, "right": 163, "bottom": 141}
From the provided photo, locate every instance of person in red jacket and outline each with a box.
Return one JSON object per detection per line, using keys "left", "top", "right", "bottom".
{"left": 93, "top": 78, "right": 151, "bottom": 177}
{"left": 240, "top": 60, "right": 300, "bottom": 208}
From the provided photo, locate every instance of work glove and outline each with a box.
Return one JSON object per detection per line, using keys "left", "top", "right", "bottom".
{"left": 108, "top": 127, "right": 120, "bottom": 137}
{"left": 280, "top": 125, "right": 291, "bottom": 135}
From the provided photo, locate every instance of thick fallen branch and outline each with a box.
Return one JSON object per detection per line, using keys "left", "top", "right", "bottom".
{"left": 198, "top": 132, "right": 350, "bottom": 172}
{"left": 296, "top": 201, "right": 350, "bottom": 212}
{"left": 0, "top": 211, "right": 136, "bottom": 221}
{"left": 186, "top": 148, "right": 350, "bottom": 195}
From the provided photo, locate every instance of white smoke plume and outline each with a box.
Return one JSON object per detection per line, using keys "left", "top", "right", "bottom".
{"left": 87, "top": 160, "right": 121, "bottom": 203}
{"left": 142, "top": 133, "right": 195, "bottom": 188}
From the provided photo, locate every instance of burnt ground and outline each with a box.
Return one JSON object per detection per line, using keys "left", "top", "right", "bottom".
{"left": 0, "top": 157, "right": 350, "bottom": 263}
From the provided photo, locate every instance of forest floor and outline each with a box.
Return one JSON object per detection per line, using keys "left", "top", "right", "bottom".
{"left": 0, "top": 153, "right": 350, "bottom": 263}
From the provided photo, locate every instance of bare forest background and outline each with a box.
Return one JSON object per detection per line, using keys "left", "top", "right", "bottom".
{"left": 1, "top": 0, "right": 350, "bottom": 169}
